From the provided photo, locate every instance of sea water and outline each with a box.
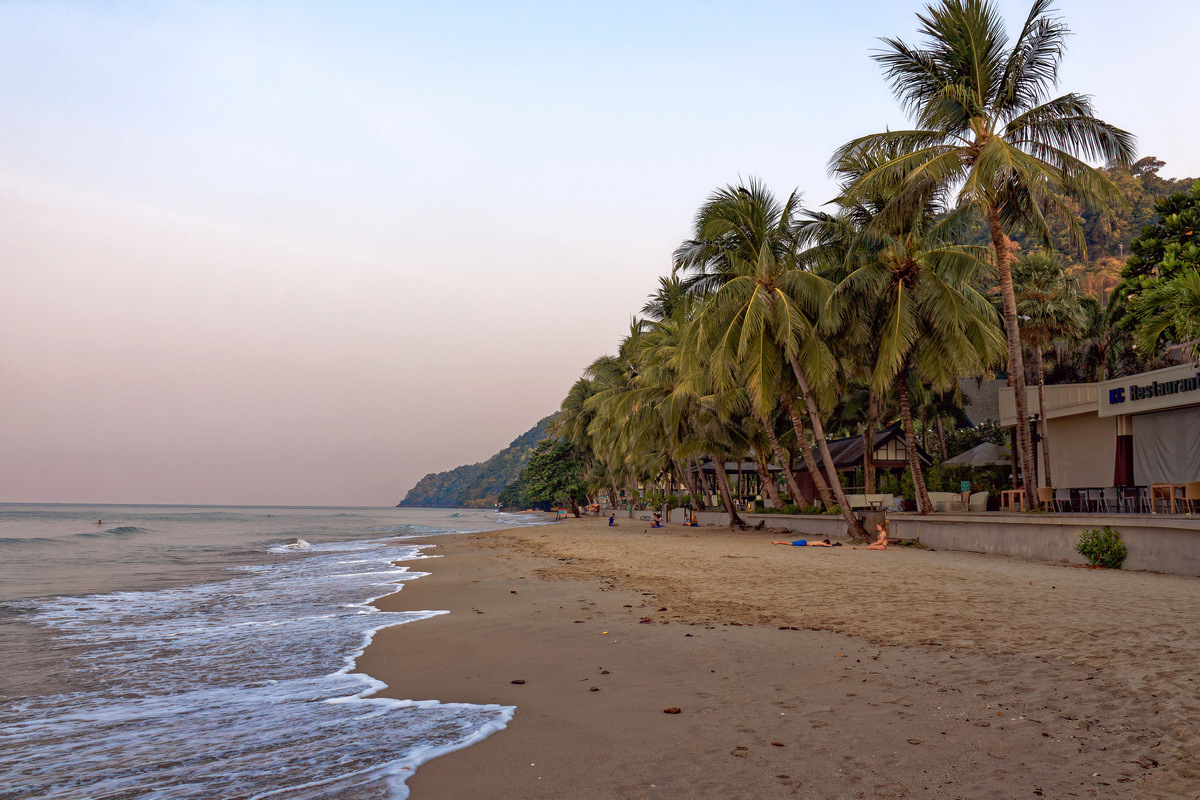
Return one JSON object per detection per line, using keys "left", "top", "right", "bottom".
{"left": 0, "top": 504, "right": 544, "bottom": 799}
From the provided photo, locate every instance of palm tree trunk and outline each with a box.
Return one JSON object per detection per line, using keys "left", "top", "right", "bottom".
{"left": 756, "top": 410, "right": 807, "bottom": 508}
{"left": 935, "top": 414, "right": 948, "bottom": 462}
{"left": 787, "top": 355, "right": 868, "bottom": 540}
{"left": 691, "top": 457, "right": 707, "bottom": 510}
{"left": 987, "top": 203, "right": 1037, "bottom": 508}
{"left": 781, "top": 394, "right": 834, "bottom": 507}
{"left": 752, "top": 456, "right": 786, "bottom": 510}
{"left": 863, "top": 390, "right": 878, "bottom": 494}
{"left": 898, "top": 365, "right": 934, "bottom": 514}
{"left": 1034, "top": 346, "right": 1053, "bottom": 487}
{"left": 681, "top": 459, "right": 703, "bottom": 512}
{"left": 712, "top": 459, "right": 744, "bottom": 527}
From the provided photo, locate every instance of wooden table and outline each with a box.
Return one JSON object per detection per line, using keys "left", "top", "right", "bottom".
{"left": 1150, "top": 483, "right": 1184, "bottom": 514}
{"left": 1001, "top": 490, "right": 1025, "bottom": 513}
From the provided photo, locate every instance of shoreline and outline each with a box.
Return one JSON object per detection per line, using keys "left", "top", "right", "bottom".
{"left": 360, "top": 517, "right": 1200, "bottom": 798}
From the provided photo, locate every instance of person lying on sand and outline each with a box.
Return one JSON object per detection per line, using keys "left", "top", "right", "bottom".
{"left": 865, "top": 525, "right": 888, "bottom": 550}
{"left": 608, "top": 514, "right": 619, "bottom": 527}
{"left": 771, "top": 538, "right": 837, "bottom": 547}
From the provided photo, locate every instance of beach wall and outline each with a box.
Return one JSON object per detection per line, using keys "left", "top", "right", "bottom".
{"left": 889, "top": 513, "right": 1200, "bottom": 576}
{"left": 667, "top": 508, "right": 852, "bottom": 536}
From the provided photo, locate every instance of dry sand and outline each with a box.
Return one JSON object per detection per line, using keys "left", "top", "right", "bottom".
{"left": 358, "top": 516, "right": 1200, "bottom": 799}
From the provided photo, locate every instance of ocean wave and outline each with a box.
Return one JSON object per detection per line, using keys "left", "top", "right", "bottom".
{"left": 368, "top": 524, "right": 447, "bottom": 534}
{"left": 75, "top": 526, "right": 151, "bottom": 538}
{"left": 268, "top": 537, "right": 313, "bottom": 553}
{"left": 1, "top": 538, "right": 512, "bottom": 799}
{"left": 0, "top": 536, "right": 60, "bottom": 547}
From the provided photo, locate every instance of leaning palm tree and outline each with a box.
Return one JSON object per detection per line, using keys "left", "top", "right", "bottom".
{"left": 1013, "top": 251, "right": 1086, "bottom": 486}
{"left": 678, "top": 181, "right": 867, "bottom": 538}
{"left": 823, "top": 135, "right": 1005, "bottom": 512}
{"left": 835, "top": 0, "right": 1136, "bottom": 506}
{"left": 831, "top": 218, "right": 1005, "bottom": 512}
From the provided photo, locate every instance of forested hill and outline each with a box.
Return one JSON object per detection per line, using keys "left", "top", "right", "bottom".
{"left": 395, "top": 415, "right": 557, "bottom": 508}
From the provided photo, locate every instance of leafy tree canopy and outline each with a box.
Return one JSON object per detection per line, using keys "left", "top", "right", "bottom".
{"left": 1121, "top": 180, "right": 1200, "bottom": 287}
{"left": 523, "top": 439, "right": 588, "bottom": 517}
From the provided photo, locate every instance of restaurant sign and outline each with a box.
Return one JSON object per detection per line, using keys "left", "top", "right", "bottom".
{"left": 1097, "top": 364, "right": 1200, "bottom": 418}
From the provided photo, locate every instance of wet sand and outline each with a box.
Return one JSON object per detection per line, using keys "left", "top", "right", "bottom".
{"left": 359, "top": 517, "right": 1200, "bottom": 799}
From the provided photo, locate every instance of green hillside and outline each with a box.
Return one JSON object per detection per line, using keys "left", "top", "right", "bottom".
{"left": 395, "top": 415, "right": 557, "bottom": 508}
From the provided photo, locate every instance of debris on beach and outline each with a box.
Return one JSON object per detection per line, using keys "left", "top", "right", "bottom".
{"left": 511, "top": 679, "right": 526, "bottom": 684}
{"left": 663, "top": 707, "right": 681, "bottom": 714}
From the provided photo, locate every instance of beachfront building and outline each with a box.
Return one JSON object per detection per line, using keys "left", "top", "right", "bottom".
{"left": 787, "top": 423, "right": 932, "bottom": 505}
{"left": 687, "top": 424, "right": 933, "bottom": 508}
{"left": 999, "top": 362, "right": 1200, "bottom": 490}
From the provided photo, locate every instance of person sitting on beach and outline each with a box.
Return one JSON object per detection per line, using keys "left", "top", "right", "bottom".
{"left": 608, "top": 514, "right": 619, "bottom": 527}
{"left": 866, "top": 524, "right": 888, "bottom": 550}
{"left": 651, "top": 513, "right": 663, "bottom": 528}
{"left": 684, "top": 513, "right": 699, "bottom": 527}
{"left": 771, "top": 538, "right": 835, "bottom": 547}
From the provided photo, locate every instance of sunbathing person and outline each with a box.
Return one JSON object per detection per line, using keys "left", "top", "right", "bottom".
{"left": 866, "top": 525, "right": 888, "bottom": 550}
{"left": 771, "top": 538, "right": 836, "bottom": 547}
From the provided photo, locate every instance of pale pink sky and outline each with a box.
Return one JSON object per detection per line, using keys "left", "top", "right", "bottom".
{"left": 2, "top": 1, "right": 1196, "bottom": 505}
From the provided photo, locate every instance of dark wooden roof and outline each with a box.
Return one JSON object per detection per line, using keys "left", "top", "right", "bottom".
{"left": 818, "top": 421, "right": 933, "bottom": 470}
{"left": 690, "top": 423, "right": 931, "bottom": 475}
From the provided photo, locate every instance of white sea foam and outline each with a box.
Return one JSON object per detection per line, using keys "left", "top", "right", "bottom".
{"left": 0, "top": 536, "right": 514, "bottom": 799}
{"left": 270, "top": 537, "right": 313, "bottom": 552}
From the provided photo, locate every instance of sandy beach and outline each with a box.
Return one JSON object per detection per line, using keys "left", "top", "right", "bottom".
{"left": 359, "top": 517, "right": 1200, "bottom": 799}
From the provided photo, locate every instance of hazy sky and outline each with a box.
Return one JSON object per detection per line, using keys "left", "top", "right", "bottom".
{"left": 3, "top": 1, "right": 1197, "bottom": 506}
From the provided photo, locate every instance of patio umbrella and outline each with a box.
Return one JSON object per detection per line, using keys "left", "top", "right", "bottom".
{"left": 942, "top": 442, "right": 1013, "bottom": 467}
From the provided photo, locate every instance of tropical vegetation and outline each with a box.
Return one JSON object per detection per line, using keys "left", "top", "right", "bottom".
{"left": 492, "top": 0, "right": 1194, "bottom": 537}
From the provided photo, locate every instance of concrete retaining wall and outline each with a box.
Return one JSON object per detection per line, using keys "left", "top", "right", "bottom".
{"left": 887, "top": 513, "right": 1200, "bottom": 577}
{"left": 668, "top": 508, "right": 851, "bottom": 536}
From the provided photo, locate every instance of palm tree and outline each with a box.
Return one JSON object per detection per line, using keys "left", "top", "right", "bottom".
{"left": 823, "top": 135, "right": 1005, "bottom": 513}
{"left": 641, "top": 275, "right": 691, "bottom": 324}
{"left": 677, "top": 180, "right": 867, "bottom": 538}
{"left": 835, "top": 0, "right": 1135, "bottom": 505}
{"left": 1013, "top": 251, "right": 1085, "bottom": 486}
{"left": 1131, "top": 269, "right": 1200, "bottom": 362}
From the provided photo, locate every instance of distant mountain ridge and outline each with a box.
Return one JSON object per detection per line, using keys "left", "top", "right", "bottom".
{"left": 395, "top": 415, "right": 557, "bottom": 508}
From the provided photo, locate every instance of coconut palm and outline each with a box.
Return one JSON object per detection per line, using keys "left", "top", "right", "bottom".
{"left": 832, "top": 220, "right": 1004, "bottom": 512}
{"left": 677, "top": 180, "right": 866, "bottom": 538}
{"left": 1012, "top": 251, "right": 1086, "bottom": 486}
{"left": 835, "top": 0, "right": 1135, "bottom": 505}
{"left": 821, "top": 136, "right": 1005, "bottom": 512}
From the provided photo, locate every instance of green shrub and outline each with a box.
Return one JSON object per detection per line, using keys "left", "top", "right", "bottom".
{"left": 926, "top": 460, "right": 945, "bottom": 492}
{"left": 823, "top": 503, "right": 841, "bottom": 516}
{"left": 1076, "top": 525, "right": 1128, "bottom": 569}
{"left": 781, "top": 503, "right": 801, "bottom": 515}
{"left": 799, "top": 504, "right": 822, "bottom": 515}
